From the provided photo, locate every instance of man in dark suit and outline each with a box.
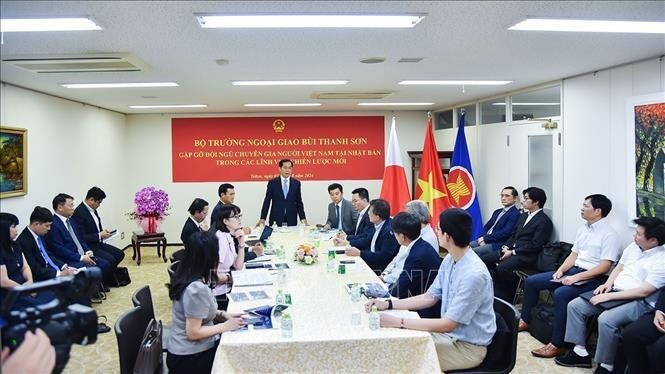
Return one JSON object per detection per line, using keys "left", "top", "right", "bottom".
{"left": 471, "top": 186, "right": 521, "bottom": 257}
{"left": 489, "top": 187, "right": 553, "bottom": 302}
{"left": 71, "top": 187, "right": 125, "bottom": 269}
{"left": 180, "top": 198, "right": 209, "bottom": 244}
{"left": 211, "top": 183, "right": 234, "bottom": 229}
{"left": 17, "top": 206, "right": 77, "bottom": 282}
{"left": 257, "top": 159, "right": 307, "bottom": 227}
{"left": 45, "top": 193, "right": 112, "bottom": 287}
{"left": 333, "top": 187, "right": 375, "bottom": 248}
{"left": 345, "top": 199, "right": 400, "bottom": 274}
{"left": 388, "top": 212, "right": 442, "bottom": 317}
{"left": 323, "top": 183, "right": 358, "bottom": 235}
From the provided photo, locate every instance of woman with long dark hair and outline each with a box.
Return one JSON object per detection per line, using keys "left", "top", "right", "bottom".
{"left": 213, "top": 204, "right": 245, "bottom": 310}
{"left": 166, "top": 231, "right": 245, "bottom": 374}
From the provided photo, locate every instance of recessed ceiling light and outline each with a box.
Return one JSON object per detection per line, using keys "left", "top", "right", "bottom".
{"left": 243, "top": 103, "right": 322, "bottom": 107}
{"left": 0, "top": 18, "right": 102, "bottom": 32}
{"left": 493, "top": 102, "right": 560, "bottom": 106}
{"left": 509, "top": 18, "right": 665, "bottom": 34}
{"left": 195, "top": 14, "right": 426, "bottom": 28}
{"left": 128, "top": 104, "right": 207, "bottom": 109}
{"left": 398, "top": 80, "right": 512, "bottom": 85}
{"left": 62, "top": 82, "right": 178, "bottom": 89}
{"left": 357, "top": 102, "right": 434, "bottom": 106}
{"left": 232, "top": 80, "right": 348, "bottom": 86}
{"left": 360, "top": 57, "right": 386, "bottom": 64}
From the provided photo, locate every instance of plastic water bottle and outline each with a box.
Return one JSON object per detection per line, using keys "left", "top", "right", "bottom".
{"left": 276, "top": 289, "right": 286, "bottom": 305}
{"left": 327, "top": 249, "right": 336, "bottom": 272}
{"left": 351, "top": 283, "right": 362, "bottom": 302}
{"left": 368, "top": 306, "right": 380, "bottom": 330}
{"left": 281, "top": 312, "right": 293, "bottom": 338}
{"left": 277, "top": 268, "right": 287, "bottom": 285}
{"left": 279, "top": 245, "right": 286, "bottom": 259}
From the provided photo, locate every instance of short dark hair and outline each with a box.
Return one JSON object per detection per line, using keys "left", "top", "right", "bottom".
{"left": 30, "top": 207, "right": 53, "bottom": 224}
{"left": 0, "top": 212, "right": 19, "bottom": 226}
{"left": 351, "top": 187, "right": 369, "bottom": 202}
{"left": 0, "top": 213, "right": 19, "bottom": 252}
{"left": 369, "top": 199, "right": 390, "bottom": 221}
{"left": 584, "top": 194, "right": 612, "bottom": 217}
{"left": 328, "top": 183, "right": 343, "bottom": 193}
{"left": 218, "top": 183, "right": 234, "bottom": 197}
{"left": 503, "top": 186, "right": 518, "bottom": 198}
{"left": 278, "top": 159, "right": 293, "bottom": 168}
{"left": 85, "top": 186, "right": 106, "bottom": 201}
{"left": 438, "top": 208, "right": 472, "bottom": 247}
{"left": 52, "top": 193, "right": 73, "bottom": 211}
{"left": 215, "top": 204, "right": 242, "bottom": 232}
{"left": 523, "top": 187, "right": 547, "bottom": 209}
{"left": 391, "top": 212, "right": 421, "bottom": 241}
{"left": 633, "top": 216, "right": 665, "bottom": 245}
{"left": 188, "top": 198, "right": 209, "bottom": 215}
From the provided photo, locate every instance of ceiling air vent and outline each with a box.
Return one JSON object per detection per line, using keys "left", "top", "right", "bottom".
{"left": 2, "top": 53, "right": 148, "bottom": 73}
{"left": 311, "top": 91, "right": 393, "bottom": 100}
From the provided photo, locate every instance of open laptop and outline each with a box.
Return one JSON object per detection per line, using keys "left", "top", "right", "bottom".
{"left": 579, "top": 290, "right": 633, "bottom": 310}
{"left": 246, "top": 226, "right": 273, "bottom": 246}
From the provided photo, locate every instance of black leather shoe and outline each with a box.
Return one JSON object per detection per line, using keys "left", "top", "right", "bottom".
{"left": 97, "top": 323, "right": 111, "bottom": 334}
{"left": 555, "top": 350, "right": 592, "bottom": 368}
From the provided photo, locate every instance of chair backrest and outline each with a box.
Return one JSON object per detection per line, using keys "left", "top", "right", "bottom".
{"left": 115, "top": 306, "right": 151, "bottom": 374}
{"left": 167, "top": 260, "right": 180, "bottom": 277}
{"left": 169, "top": 248, "right": 185, "bottom": 263}
{"left": 132, "top": 285, "right": 156, "bottom": 322}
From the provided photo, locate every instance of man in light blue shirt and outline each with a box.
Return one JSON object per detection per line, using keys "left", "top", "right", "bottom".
{"left": 365, "top": 208, "right": 496, "bottom": 372}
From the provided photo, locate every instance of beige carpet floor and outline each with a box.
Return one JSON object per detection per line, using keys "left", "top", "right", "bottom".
{"left": 63, "top": 246, "right": 592, "bottom": 374}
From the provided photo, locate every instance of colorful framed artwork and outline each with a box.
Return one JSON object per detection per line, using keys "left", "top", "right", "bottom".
{"left": 0, "top": 126, "right": 27, "bottom": 198}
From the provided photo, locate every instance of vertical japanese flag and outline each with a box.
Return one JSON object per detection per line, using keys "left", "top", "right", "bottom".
{"left": 380, "top": 117, "right": 411, "bottom": 216}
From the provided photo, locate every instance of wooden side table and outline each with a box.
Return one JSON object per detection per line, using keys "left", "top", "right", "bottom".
{"left": 131, "top": 231, "right": 167, "bottom": 266}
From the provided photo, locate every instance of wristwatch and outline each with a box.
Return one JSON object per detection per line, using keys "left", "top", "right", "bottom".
{"left": 387, "top": 299, "right": 393, "bottom": 310}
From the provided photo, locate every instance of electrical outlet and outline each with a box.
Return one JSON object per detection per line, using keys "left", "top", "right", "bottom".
{"left": 120, "top": 232, "right": 125, "bottom": 240}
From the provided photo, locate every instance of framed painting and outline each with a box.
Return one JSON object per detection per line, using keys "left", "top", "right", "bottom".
{"left": 626, "top": 93, "right": 665, "bottom": 221}
{"left": 0, "top": 126, "right": 27, "bottom": 198}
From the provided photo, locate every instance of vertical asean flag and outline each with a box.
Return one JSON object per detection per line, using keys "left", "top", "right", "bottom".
{"left": 448, "top": 111, "right": 484, "bottom": 239}
{"left": 380, "top": 117, "right": 411, "bottom": 216}
{"left": 415, "top": 116, "right": 453, "bottom": 228}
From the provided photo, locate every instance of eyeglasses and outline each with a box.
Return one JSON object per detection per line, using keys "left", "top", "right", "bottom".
{"left": 229, "top": 214, "right": 243, "bottom": 220}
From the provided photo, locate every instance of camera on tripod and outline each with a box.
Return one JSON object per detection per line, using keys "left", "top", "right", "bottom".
{"left": 1, "top": 267, "right": 102, "bottom": 372}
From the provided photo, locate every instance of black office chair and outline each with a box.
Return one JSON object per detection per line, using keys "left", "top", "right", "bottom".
{"left": 167, "top": 260, "right": 180, "bottom": 278}
{"left": 115, "top": 306, "right": 151, "bottom": 374}
{"left": 169, "top": 248, "right": 185, "bottom": 263}
{"left": 132, "top": 285, "right": 171, "bottom": 350}
{"left": 447, "top": 297, "right": 519, "bottom": 374}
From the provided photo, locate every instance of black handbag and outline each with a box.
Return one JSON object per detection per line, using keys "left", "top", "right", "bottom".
{"left": 536, "top": 241, "right": 573, "bottom": 272}
{"left": 133, "top": 319, "right": 163, "bottom": 374}
{"left": 529, "top": 304, "right": 555, "bottom": 344}
{"left": 109, "top": 266, "right": 131, "bottom": 287}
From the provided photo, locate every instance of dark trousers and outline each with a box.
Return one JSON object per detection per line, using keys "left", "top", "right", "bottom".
{"left": 491, "top": 253, "right": 536, "bottom": 302}
{"left": 166, "top": 341, "right": 219, "bottom": 374}
{"left": 622, "top": 311, "right": 665, "bottom": 374}
{"left": 520, "top": 267, "right": 602, "bottom": 347}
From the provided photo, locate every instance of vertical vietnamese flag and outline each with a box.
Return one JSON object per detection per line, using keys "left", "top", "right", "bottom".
{"left": 380, "top": 117, "right": 411, "bottom": 216}
{"left": 415, "top": 116, "right": 453, "bottom": 228}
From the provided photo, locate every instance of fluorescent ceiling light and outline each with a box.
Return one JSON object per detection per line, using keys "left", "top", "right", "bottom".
{"left": 62, "top": 82, "right": 178, "bottom": 89}
{"left": 1, "top": 18, "right": 102, "bottom": 32}
{"left": 399, "top": 80, "right": 512, "bottom": 85}
{"left": 233, "top": 80, "right": 348, "bottom": 86}
{"left": 243, "top": 103, "right": 322, "bottom": 107}
{"left": 493, "top": 102, "right": 560, "bottom": 106}
{"left": 128, "top": 104, "right": 207, "bottom": 109}
{"left": 196, "top": 14, "right": 425, "bottom": 28}
{"left": 357, "top": 102, "right": 434, "bottom": 106}
{"left": 509, "top": 18, "right": 665, "bottom": 34}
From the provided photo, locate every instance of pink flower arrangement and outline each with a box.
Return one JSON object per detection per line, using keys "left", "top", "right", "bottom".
{"left": 129, "top": 186, "right": 171, "bottom": 219}
{"left": 294, "top": 243, "right": 318, "bottom": 264}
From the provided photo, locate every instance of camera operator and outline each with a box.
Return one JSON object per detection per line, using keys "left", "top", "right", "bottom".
{"left": 1, "top": 328, "right": 55, "bottom": 373}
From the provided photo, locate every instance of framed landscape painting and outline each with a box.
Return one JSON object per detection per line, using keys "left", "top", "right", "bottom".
{"left": 0, "top": 126, "right": 27, "bottom": 198}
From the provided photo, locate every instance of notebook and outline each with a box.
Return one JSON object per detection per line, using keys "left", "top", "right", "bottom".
{"left": 579, "top": 290, "right": 633, "bottom": 310}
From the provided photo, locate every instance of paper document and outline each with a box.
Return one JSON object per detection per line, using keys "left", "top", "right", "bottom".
{"left": 232, "top": 269, "right": 273, "bottom": 287}
{"left": 103, "top": 231, "right": 119, "bottom": 243}
{"left": 382, "top": 310, "right": 420, "bottom": 319}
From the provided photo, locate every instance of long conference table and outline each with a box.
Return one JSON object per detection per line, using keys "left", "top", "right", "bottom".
{"left": 211, "top": 228, "right": 441, "bottom": 373}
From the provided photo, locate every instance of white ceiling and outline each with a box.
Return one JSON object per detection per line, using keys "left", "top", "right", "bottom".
{"left": 1, "top": 1, "right": 664, "bottom": 114}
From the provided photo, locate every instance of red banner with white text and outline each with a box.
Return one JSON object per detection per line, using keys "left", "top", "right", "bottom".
{"left": 172, "top": 116, "right": 385, "bottom": 182}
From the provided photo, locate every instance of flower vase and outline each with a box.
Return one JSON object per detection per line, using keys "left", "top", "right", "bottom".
{"left": 140, "top": 216, "right": 159, "bottom": 234}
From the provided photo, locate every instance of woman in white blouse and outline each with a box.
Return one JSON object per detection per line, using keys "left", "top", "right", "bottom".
{"left": 213, "top": 204, "right": 245, "bottom": 310}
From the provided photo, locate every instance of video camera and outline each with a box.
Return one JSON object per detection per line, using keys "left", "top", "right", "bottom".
{"left": 0, "top": 268, "right": 102, "bottom": 372}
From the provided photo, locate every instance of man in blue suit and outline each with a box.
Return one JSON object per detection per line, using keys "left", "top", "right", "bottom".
{"left": 333, "top": 187, "right": 375, "bottom": 247}
{"left": 471, "top": 186, "right": 521, "bottom": 258}
{"left": 345, "top": 199, "right": 400, "bottom": 274}
{"left": 45, "top": 193, "right": 112, "bottom": 287}
{"left": 257, "top": 159, "right": 307, "bottom": 227}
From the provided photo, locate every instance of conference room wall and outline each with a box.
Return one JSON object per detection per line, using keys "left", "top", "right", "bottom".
{"left": 124, "top": 111, "right": 439, "bottom": 243}
{"left": 0, "top": 83, "right": 127, "bottom": 236}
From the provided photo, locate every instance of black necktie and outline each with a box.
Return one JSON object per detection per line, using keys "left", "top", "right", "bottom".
{"left": 335, "top": 205, "right": 340, "bottom": 228}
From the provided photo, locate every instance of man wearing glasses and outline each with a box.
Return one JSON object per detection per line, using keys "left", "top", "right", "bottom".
{"left": 471, "top": 186, "right": 521, "bottom": 260}
{"left": 489, "top": 187, "right": 553, "bottom": 302}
